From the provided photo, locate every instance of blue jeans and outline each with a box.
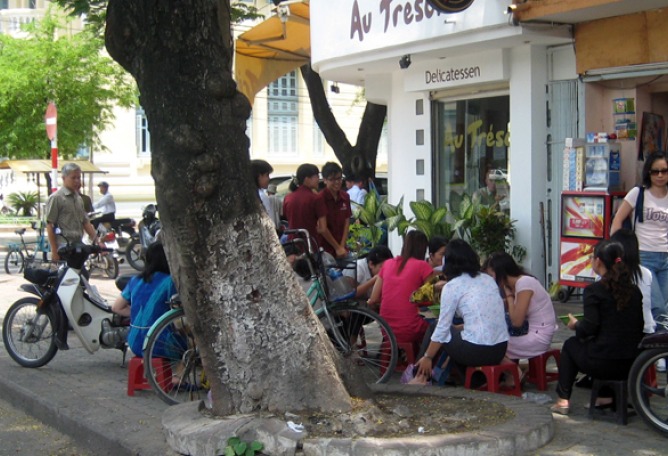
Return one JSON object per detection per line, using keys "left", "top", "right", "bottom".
{"left": 639, "top": 250, "right": 668, "bottom": 318}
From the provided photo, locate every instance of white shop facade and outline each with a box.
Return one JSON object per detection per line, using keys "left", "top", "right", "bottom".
{"left": 311, "top": 0, "right": 576, "bottom": 284}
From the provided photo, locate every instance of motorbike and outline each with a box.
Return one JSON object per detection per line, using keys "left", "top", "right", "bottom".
{"left": 2, "top": 238, "right": 131, "bottom": 369}
{"left": 85, "top": 223, "right": 121, "bottom": 279}
{"left": 628, "top": 332, "right": 668, "bottom": 436}
{"left": 126, "top": 204, "right": 161, "bottom": 272}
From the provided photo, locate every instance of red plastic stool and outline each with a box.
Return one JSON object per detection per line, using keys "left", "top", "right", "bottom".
{"left": 127, "top": 356, "right": 172, "bottom": 396}
{"left": 380, "top": 341, "right": 417, "bottom": 375}
{"left": 464, "top": 362, "right": 522, "bottom": 396}
{"left": 526, "top": 349, "right": 561, "bottom": 391}
{"left": 395, "top": 342, "right": 417, "bottom": 373}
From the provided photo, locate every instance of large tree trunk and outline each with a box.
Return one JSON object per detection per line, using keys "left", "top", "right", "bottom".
{"left": 105, "top": 0, "right": 352, "bottom": 416}
{"left": 300, "top": 64, "right": 387, "bottom": 179}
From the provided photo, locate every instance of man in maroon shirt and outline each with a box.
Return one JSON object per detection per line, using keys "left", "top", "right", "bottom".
{"left": 316, "top": 162, "right": 352, "bottom": 258}
{"left": 283, "top": 163, "right": 323, "bottom": 242}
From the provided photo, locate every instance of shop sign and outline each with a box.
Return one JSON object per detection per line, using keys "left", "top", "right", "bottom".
{"left": 312, "top": 0, "right": 506, "bottom": 61}
{"left": 404, "top": 49, "right": 508, "bottom": 91}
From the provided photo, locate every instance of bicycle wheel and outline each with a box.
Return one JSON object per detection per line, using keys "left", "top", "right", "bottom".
{"left": 4, "top": 250, "right": 25, "bottom": 274}
{"left": 629, "top": 348, "right": 668, "bottom": 437}
{"left": 2, "top": 297, "right": 58, "bottom": 368}
{"left": 319, "top": 304, "right": 398, "bottom": 384}
{"left": 143, "top": 309, "right": 207, "bottom": 405}
{"left": 126, "top": 239, "right": 145, "bottom": 271}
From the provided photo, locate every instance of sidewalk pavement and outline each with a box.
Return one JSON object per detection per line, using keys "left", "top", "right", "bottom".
{"left": 0, "top": 271, "right": 666, "bottom": 455}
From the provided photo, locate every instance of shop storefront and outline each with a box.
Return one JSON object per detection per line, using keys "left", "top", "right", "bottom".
{"left": 311, "top": 0, "right": 572, "bottom": 283}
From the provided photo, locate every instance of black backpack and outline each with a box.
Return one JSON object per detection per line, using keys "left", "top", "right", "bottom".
{"left": 622, "top": 185, "right": 645, "bottom": 230}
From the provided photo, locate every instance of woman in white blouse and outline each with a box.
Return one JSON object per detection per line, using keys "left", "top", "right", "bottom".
{"left": 416, "top": 240, "right": 508, "bottom": 378}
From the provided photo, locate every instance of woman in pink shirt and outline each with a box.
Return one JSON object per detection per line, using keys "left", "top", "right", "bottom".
{"left": 368, "top": 230, "right": 435, "bottom": 352}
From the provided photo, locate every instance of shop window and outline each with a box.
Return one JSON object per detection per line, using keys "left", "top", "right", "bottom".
{"left": 433, "top": 95, "right": 510, "bottom": 213}
{"left": 136, "top": 106, "right": 151, "bottom": 157}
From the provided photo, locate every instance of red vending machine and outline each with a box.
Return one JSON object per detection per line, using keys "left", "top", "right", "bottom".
{"left": 558, "top": 190, "right": 625, "bottom": 301}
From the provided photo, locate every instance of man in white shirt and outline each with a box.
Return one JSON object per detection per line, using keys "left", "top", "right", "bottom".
{"left": 92, "top": 181, "right": 116, "bottom": 228}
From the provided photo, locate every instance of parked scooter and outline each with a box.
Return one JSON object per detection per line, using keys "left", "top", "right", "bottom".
{"left": 126, "top": 204, "right": 161, "bottom": 271}
{"left": 628, "top": 332, "right": 668, "bottom": 436}
{"left": 2, "top": 236, "right": 131, "bottom": 368}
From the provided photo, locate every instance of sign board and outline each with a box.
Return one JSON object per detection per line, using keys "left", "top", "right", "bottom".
{"left": 45, "top": 102, "right": 57, "bottom": 140}
{"left": 403, "top": 49, "right": 508, "bottom": 92}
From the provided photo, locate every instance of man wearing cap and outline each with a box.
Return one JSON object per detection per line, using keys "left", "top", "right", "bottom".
{"left": 91, "top": 181, "right": 116, "bottom": 228}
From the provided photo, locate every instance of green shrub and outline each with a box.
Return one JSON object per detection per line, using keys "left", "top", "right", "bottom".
{"left": 7, "top": 191, "right": 39, "bottom": 217}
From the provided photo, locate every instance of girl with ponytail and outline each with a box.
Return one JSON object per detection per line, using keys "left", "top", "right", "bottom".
{"left": 552, "top": 240, "right": 644, "bottom": 415}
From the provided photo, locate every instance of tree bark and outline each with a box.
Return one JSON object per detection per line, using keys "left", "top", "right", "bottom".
{"left": 300, "top": 64, "right": 387, "bottom": 179}
{"left": 105, "top": 0, "right": 352, "bottom": 416}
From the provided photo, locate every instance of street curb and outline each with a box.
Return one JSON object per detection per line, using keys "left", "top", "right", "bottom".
{"left": 0, "top": 374, "right": 144, "bottom": 456}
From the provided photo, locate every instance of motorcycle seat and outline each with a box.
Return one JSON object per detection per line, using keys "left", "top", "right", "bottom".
{"left": 639, "top": 331, "right": 668, "bottom": 348}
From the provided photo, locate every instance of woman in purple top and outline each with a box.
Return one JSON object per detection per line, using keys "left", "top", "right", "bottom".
{"left": 485, "top": 252, "right": 557, "bottom": 361}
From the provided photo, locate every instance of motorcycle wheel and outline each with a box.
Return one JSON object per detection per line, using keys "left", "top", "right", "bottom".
{"left": 126, "top": 239, "right": 145, "bottom": 272}
{"left": 628, "top": 348, "right": 668, "bottom": 436}
{"left": 2, "top": 297, "right": 58, "bottom": 368}
{"left": 103, "top": 255, "right": 119, "bottom": 279}
{"left": 4, "top": 250, "right": 25, "bottom": 274}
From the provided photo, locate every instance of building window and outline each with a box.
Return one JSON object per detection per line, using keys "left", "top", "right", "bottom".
{"left": 0, "top": 1, "right": 8, "bottom": 10}
{"left": 313, "top": 126, "right": 325, "bottom": 156}
{"left": 434, "top": 95, "right": 510, "bottom": 213}
{"left": 136, "top": 107, "right": 151, "bottom": 157}
{"left": 267, "top": 71, "right": 298, "bottom": 157}
{"left": 29, "top": 0, "right": 36, "bottom": 9}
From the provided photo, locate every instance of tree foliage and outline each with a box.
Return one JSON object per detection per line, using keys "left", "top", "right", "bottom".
{"left": 53, "top": 0, "right": 262, "bottom": 37}
{"left": 0, "top": 10, "right": 135, "bottom": 159}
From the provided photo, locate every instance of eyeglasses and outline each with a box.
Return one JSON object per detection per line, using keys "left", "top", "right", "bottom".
{"left": 650, "top": 168, "right": 668, "bottom": 176}
{"left": 327, "top": 176, "right": 343, "bottom": 182}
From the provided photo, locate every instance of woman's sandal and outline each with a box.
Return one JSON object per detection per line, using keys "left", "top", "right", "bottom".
{"left": 550, "top": 403, "right": 570, "bottom": 415}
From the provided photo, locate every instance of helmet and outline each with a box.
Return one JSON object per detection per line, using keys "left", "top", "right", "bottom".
{"left": 143, "top": 204, "right": 158, "bottom": 222}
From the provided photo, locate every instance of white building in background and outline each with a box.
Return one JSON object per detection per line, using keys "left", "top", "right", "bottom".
{"left": 1, "top": 0, "right": 387, "bottom": 216}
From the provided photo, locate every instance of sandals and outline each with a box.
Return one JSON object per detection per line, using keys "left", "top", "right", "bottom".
{"left": 550, "top": 403, "right": 570, "bottom": 415}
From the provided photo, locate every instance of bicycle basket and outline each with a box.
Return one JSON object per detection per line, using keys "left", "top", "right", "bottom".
{"left": 23, "top": 259, "right": 61, "bottom": 286}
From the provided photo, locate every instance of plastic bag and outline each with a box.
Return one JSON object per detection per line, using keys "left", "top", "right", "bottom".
{"left": 400, "top": 363, "right": 431, "bottom": 385}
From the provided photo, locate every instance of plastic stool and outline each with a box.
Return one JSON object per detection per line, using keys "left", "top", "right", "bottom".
{"left": 127, "top": 356, "right": 171, "bottom": 396}
{"left": 526, "top": 349, "right": 561, "bottom": 391}
{"left": 589, "top": 378, "right": 629, "bottom": 425}
{"left": 395, "top": 342, "right": 417, "bottom": 373}
{"left": 379, "top": 341, "right": 416, "bottom": 375}
{"left": 464, "top": 362, "right": 522, "bottom": 396}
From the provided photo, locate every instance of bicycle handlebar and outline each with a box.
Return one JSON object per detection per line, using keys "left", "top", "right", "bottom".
{"left": 283, "top": 228, "right": 315, "bottom": 254}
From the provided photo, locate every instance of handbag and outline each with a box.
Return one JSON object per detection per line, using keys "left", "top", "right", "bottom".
{"left": 506, "top": 313, "right": 529, "bottom": 337}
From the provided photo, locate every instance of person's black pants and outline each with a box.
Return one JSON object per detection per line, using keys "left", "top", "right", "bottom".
{"left": 91, "top": 213, "right": 115, "bottom": 229}
{"left": 556, "top": 336, "right": 635, "bottom": 400}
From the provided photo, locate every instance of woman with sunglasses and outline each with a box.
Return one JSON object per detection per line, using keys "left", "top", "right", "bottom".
{"left": 612, "top": 151, "right": 668, "bottom": 320}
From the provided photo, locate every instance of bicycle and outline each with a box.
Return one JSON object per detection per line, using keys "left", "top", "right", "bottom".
{"left": 285, "top": 229, "right": 398, "bottom": 384}
{"left": 4, "top": 221, "right": 50, "bottom": 274}
{"left": 141, "top": 228, "right": 398, "bottom": 406}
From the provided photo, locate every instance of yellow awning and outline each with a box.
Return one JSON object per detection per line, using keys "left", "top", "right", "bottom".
{"left": 235, "top": 1, "right": 310, "bottom": 106}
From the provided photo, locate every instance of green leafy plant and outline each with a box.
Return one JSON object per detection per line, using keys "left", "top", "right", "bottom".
{"left": 224, "top": 437, "right": 264, "bottom": 456}
{"left": 347, "top": 191, "right": 386, "bottom": 256}
{"left": 7, "top": 191, "right": 38, "bottom": 217}
{"left": 381, "top": 195, "right": 410, "bottom": 237}
{"left": 453, "top": 193, "right": 525, "bottom": 262}
{"left": 408, "top": 200, "right": 454, "bottom": 240}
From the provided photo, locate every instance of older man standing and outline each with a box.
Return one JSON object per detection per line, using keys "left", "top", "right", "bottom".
{"left": 45, "top": 163, "right": 101, "bottom": 261}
